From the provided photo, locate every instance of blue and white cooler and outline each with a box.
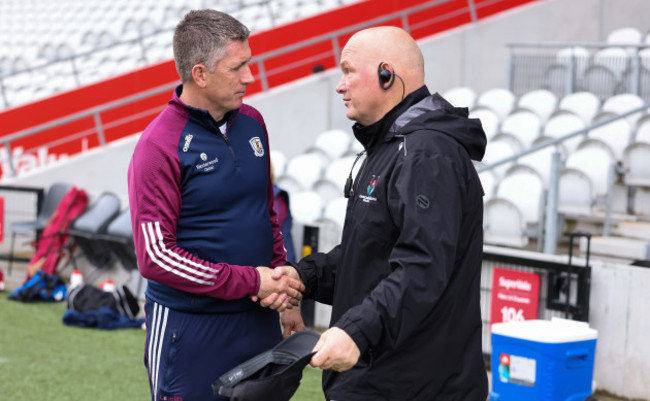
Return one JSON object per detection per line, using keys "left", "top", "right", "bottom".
{"left": 490, "top": 317, "right": 598, "bottom": 401}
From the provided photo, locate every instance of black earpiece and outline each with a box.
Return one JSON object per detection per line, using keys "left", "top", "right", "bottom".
{"left": 378, "top": 62, "right": 395, "bottom": 90}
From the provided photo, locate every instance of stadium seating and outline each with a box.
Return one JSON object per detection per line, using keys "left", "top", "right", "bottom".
{"left": 290, "top": 190, "right": 323, "bottom": 224}
{"left": 558, "top": 91, "right": 601, "bottom": 124}
{"left": 321, "top": 196, "right": 348, "bottom": 230}
{"left": 0, "top": 0, "right": 361, "bottom": 109}
{"left": 622, "top": 142, "right": 650, "bottom": 187}
{"left": 587, "top": 113, "right": 633, "bottom": 160}
{"left": 635, "top": 113, "right": 650, "bottom": 143}
{"left": 68, "top": 191, "right": 122, "bottom": 272}
{"left": 483, "top": 198, "right": 529, "bottom": 248}
{"left": 565, "top": 142, "right": 614, "bottom": 198}
{"left": 283, "top": 152, "right": 326, "bottom": 191}
{"left": 270, "top": 149, "right": 288, "bottom": 178}
{"left": 558, "top": 167, "right": 596, "bottom": 217}
{"left": 601, "top": 93, "right": 646, "bottom": 127}
{"left": 494, "top": 167, "right": 545, "bottom": 239}
{"left": 500, "top": 109, "right": 542, "bottom": 148}
{"left": 543, "top": 111, "right": 587, "bottom": 154}
{"left": 606, "top": 26, "right": 643, "bottom": 55}
{"left": 476, "top": 88, "right": 516, "bottom": 121}
{"left": 518, "top": 137, "right": 565, "bottom": 187}
{"left": 309, "top": 129, "right": 354, "bottom": 161}
{"left": 517, "top": 89, "right": 558, "bottom": 122}
{"left": 556, "top": 46, "right": 590, "bottom": 77}
{"left": 442, "top": 86, "right": 477, "bottom": 109}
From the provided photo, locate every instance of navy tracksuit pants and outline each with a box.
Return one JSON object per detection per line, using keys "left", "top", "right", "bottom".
{"left": 144, "top": 298, "right": 282, "bottom": 401}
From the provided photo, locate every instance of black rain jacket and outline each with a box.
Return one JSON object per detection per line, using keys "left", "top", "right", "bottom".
{"left": 295, "top": 86, "right": 488, "bottom": 401}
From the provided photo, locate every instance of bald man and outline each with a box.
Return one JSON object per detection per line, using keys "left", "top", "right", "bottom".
{"left": 267, "top": 26, "right": 488, "bottom": 400}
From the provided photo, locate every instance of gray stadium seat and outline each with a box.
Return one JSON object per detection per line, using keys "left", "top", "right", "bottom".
{"left": 68, "top": 191, "right": 122, "bottom": 272}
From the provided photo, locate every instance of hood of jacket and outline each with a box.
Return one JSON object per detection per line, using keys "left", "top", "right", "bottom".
{"left": 353, "top": 86, "right": 486, "bottom": 162}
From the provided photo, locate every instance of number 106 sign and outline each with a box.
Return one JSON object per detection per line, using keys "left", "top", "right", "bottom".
{"left": 489, "top": 267, "right": 540, "bottom": 327}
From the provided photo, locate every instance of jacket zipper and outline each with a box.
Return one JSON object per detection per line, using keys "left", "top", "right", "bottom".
{"left": 213, "top": 120, "right": 236, "bottom": 160}
{"left": 222, "top": 132, "right": 236, "bottom": 159}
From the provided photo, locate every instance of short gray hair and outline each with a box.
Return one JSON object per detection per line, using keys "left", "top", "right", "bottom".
{"left": 173, "top": 9, "right": 250, "bottom": 83}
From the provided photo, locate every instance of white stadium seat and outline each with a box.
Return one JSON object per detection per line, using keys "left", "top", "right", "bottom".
{"left": 565, "top": 144, "right": 614, "bottom": 196}
{"left": 524, "top": 136, "right": 567, "bottom": 182}
{"left": 324, "top": 154, "right": 363, "bottom": 191}
{"left": 587, "top": 114, "right": 632, "bottom": 161}
{"left": 500, "top": 110, "right": 542, "bottom": 148}
{"left": 517, "top": 89, "right": 557, "bottom": 122}
{"left": 635, "top": 114, "right": 650, "bottom": 143}
{"left": 556, "top": 46, "right": 590, "bottom": 77}
{"left": 496, "top": 168, "right": 545, "bottom": 228}
{"left": 606, "top": 27, "right": 643, "bottom": 55}
{"left": 290, "top": 190, "right": 323, "bottom": 224}
{"left": 622, "top": 142, "right": 650, "bottom": 187}
{"left": 270, "top": 149, "right": 288, "bottom": 178}
{"left": 322, "top": 196, "right": 348, "bottom": 230}
{"left": 481, "top": 137, "right": 518, "bottom": 178}
{"left": 543, "top": 111, "right": 587, "bottom": 154}
{"left": 311, "top": 129, "right": 353, "bottom": 161}
{"left": 483, "top": 198, "right": 529, "bottom": 248}
{"left": 312, "top": 178, "right": 343, "bottom": 205}
{"left": 476, "top": 88, "right": 517, "bottom": 121}
{"left": 601, "top": 93, "right": 646, "bottom": 128}
{"left": 442, "top": 86, "right": 477, "bottom": 109}
{"left": 284, "top": 153, "right": 326, "bottom": 191}
{"left": 558, "top": 167, "right": 596, "bottom": 216}
{"left": 558, "top": 91, "right": 601, "bottom": 124}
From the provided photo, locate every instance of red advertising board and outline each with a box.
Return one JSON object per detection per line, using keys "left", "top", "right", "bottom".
{"left": 490, "top": 267, "right": 540, "bottom": 327}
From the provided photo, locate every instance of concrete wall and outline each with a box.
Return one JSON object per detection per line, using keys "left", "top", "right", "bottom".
{"left": 590, "top": 259, "right": 650, "bottom": 399}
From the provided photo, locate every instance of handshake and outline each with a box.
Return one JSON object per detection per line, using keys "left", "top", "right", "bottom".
{"left": 253, "top": 265, "right": 362, "bottom": 372}
{"left": 252, "top": 265, "right": 304, "bottom": 312}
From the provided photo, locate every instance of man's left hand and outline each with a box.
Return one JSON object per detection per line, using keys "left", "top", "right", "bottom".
{"left": 310, "top": 327, "right": 360, "bottom": 372}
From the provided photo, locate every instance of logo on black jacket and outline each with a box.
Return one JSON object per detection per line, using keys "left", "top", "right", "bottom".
{"left": 359, "top": 175, "right": 379, "bottom": 203}
{"left": 367, "top": 175, "right": 378, "bottom": 195}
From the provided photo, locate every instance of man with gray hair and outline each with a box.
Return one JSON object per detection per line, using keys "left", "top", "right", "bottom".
{"left": 128, "top": 9, "right": 304, "bottom": 400}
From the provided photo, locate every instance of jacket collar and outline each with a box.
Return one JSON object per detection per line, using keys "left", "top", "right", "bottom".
{"left": 352, "top": 85, "right": 430, "bottom": 153}
{"left": 172, "top": 84, "right": 238, "bottom": 130}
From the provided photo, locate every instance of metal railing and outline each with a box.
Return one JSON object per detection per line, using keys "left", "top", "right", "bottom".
{"left": 506, "top": 41, "right": 650, "bottom": 101}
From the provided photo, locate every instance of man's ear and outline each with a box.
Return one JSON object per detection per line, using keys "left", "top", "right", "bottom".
{"left": 191, "top": 63, "right": 208, "bottom": 88}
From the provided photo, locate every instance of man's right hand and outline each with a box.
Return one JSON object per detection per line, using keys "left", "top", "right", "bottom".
{"left": 255, "top": 265, "right": 305, "bottom": 311}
